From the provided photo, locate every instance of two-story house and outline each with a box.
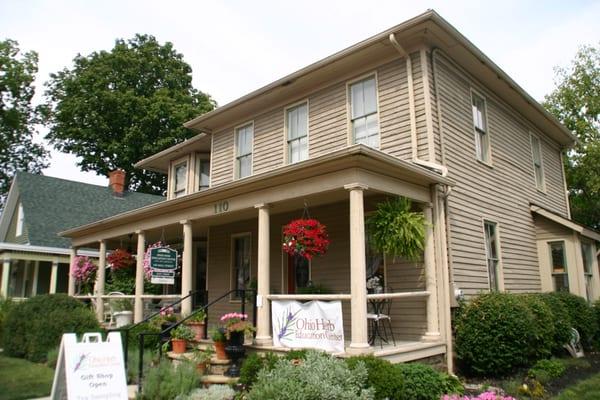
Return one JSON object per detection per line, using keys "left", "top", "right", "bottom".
{"left": 61, "top": 10, "right": 599, "bottom": 370}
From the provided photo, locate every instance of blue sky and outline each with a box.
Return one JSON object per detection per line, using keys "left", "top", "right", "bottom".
{"left": 1, "top": 0, "right": 599, "bottom": 186}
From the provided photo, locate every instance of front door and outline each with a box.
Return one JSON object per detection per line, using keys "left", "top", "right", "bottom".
{"left": 194, "top": 241, "right": 207, "bottom": 307}
{"left": 287, "top": 254, "right": 309, "bottom": 294}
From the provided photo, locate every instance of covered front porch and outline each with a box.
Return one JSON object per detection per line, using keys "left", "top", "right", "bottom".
{"left": 62, "top": 146, "right": 453, "bottom": 366}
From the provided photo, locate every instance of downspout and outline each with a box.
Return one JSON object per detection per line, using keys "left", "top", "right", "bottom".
{"left": 389, "top": 33, "right": 418, "bottom": 160}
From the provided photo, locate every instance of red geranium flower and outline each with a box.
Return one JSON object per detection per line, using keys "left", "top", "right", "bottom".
{"left": 282, "top": 219, "right": 330, "bottom": 260}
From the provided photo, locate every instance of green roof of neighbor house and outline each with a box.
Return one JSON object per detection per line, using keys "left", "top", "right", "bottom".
{"left": 4, "top": 172, "right": 164, "bottom": 248}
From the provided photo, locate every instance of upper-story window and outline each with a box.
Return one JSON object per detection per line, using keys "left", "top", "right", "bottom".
{"left": 471, "top": 92, "right": 491, "bottom": 163}
{"left": 484, "top": 220, "right": 501, "bottom": 291}
{"left": 286, "top": 102, "right": 308, "bottom": 163}
{"left": 16, "top": 203, "right": 24, "bottom": 236}
{"left": 350, "top": 76, "right": 379, "bottom": 148}
{"left": 172, "top": 160, "right": 188, "bottom": 198}
{"left": 196, "top": 154, "right": 210, "bottom": 191}
{"left": 530, "top": 134, "right": 545, "bottom": 191}
{"left": 235, "top": 123, "right": 253, "bottom": 179}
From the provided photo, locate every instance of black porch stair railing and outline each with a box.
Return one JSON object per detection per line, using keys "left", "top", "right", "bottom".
{"left": 135, "top": 288, "right": 257, "bottom": 394}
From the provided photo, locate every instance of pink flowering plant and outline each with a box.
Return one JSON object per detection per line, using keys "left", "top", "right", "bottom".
{"left": 220, "top": 312, "right": 255, "bottom": 339}
{"left": 71, "top": 255, "right": 97, "bottom": 293}
{"left": 441, "top": 392, "right": 516, "bottom": 400}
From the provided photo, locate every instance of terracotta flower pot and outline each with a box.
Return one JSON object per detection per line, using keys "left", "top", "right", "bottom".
{"left": 187, "top": 321, "right": 206, "bottom": 341}
{"left": 196, "top": 362, "right": 209, "bottom": 375}
{"left": 171, "top": 338, "right": 187, "bottom": 354}
{"left": 214, "top": 341, "right": 227, "bottom": 360}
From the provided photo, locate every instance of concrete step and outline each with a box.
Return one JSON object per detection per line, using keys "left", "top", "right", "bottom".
{"left": 200, "top": 374, "right": 239, "bottom": 386}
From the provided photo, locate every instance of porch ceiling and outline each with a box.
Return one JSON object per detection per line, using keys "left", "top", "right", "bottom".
{"left": 62, "top": 145, "right": 453, "bottom": 247}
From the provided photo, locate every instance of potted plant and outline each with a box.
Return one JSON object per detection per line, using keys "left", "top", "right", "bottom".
{"left": 210, "top": 328, "right": 227, "bottom": 360}
{"left": 282, "top": 218, "right": 330, "bottom": 260}
{"left": 366, "top": 197, "right": 427, "bottom": 261}
{"left": 107, "top": 248, "right": 135, "bottom": 271}
{"left": 152, "top": 306, "right": 179, "bottom": 349}
{"left": 185, "top": 309, "right": 207, "bottom": 341}
{"left": 220, "top": 312, "right": 255, "bottom": 377}
{"left": 193, "top": 347, "right": 214, "bottom": 375}
{"left": 170, "top": 325, "right": 194, "bottom": 354}
{"left": 110, "top": 298, "right": 133, "bottom": 327}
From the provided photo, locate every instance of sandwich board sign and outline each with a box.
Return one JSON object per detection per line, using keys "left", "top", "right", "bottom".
{"left": 51, "top": 332, "right": 127, "bottom": 400}
{"left": 150, "top": 246, "right": 177, "bottom": 285}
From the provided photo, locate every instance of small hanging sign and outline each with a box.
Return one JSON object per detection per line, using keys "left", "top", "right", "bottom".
{"left": 149, "top": 247, "right": 177, "bottom": 285}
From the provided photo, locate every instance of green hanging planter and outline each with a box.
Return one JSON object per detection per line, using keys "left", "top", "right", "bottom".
{"left": 366, "top": 197, "right": 427, "bottom": 261}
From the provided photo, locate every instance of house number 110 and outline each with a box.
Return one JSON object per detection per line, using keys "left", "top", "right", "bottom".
{"left": 214, "top": 201, "right": 229, "bottom": 214}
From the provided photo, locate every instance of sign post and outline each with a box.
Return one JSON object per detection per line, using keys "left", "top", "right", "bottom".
{"left": 149, "top": 247, "right": 177, "bottom": 285}
{"left": 271, "top": 300, "right": 345, "bottom": 353}
{"left": 51, "top": 332, "right": 128, "bottom": 400}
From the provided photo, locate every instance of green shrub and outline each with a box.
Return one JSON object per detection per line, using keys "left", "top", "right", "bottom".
{"left": 125, "top": 321, "right": 161, "bottom": 350}
{"left": 548, "top": 291, "right": 596, "bottom": 349}
{"left": 395, "top": 363, "right": 461, "bottom": 400}
{"left": 535, "top": 293, "right": 573, "bottom": 353}
{"left": 346, "top": 355, "right": 404, "bottom": 400}
{"left": 240, "top": 351, "right": 304, "bottom": 389}
{"left": 247, "top": 350, "right": 373, "bottom": 400}
{"left": 0, "top": 296, "right": 13, "bottom": 344}
{"left": 528, "top": 358, "right": 566, "bottom": 384}
{"left": 593, "top": 299, "right": 600, "bottom": 348}
{"left": 140, "top": 360, "right": 199, "bottom": 400}
{"left": 46, "top": 346, "right": 60, "bottom": 369}
{"left": 519, "top": 294, "right": 556, "bottom": 360}
{"left": 126, "top": 348, "right": 159, "bottom": 384}
{"left": 3, "top": 294, "right": 100, "bottom": 362}
{"left": 183, "top": 385, "right": 236, "bottom": 400}
{"left": 455, "top": 292, "right": 537, "bottom": 376}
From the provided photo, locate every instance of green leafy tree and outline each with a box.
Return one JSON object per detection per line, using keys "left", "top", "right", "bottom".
{"left": 544, "top": 44, "right": 600, "bottom": 229}
{"left": 0, "top": 39, "right": 48, "bottom": 207}
{"left": 43, "top": 34, "right": 215, "bottom": 195}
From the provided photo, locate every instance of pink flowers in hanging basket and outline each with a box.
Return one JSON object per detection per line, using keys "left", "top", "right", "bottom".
{"left": 71, "top": 255, "right": 97, "bottom": 284}
{"left": 282, "top": 218, "right": 330, "bottom": 261}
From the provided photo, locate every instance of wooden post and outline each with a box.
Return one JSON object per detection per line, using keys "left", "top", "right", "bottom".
{"left": 134, "top": 230, "right": 146, "bottom": 323}
{"left": 181, "top": 220, "right": 193, "bottom": 316}
{"left": 254, "top": 203, "right": 272, "bottom": 346}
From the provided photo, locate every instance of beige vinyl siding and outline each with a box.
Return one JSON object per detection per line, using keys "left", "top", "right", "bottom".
{"left": 308, "top": 82, "right": 347, "bottom": 158}
{"left": 253, "top": 108, "right": 285, "bottom": 174}
{"left": 211, "top": 128, "right": 235, "bottom": 187}
{"left": 204, "top": 198, "right": 427, "bottom": 340}
{"left": 378, "top": 58, "right": 413, "bottom": 160}
{"left": 434, "top": 52, "right": 569, "bottom": 296}
{"left": 533, "top": 215, "right": 572, "bottom": 240}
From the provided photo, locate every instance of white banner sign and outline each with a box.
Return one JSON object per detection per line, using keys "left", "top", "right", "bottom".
{"left": 51, "top": 332, "right": 128, "bottom": 400}
{"left": 272, "top": 300, "right": 344, "bottom": 353}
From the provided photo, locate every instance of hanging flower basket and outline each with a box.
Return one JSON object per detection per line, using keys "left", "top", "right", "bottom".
{"left": 282, "top": 218, "right": 330, "bottom": 261}
{"left": 143, "top": 241, "right": 170, "bottom": 280}
{"left": 107, "top": 248, "right": 135, "bottom": 271}
{"left": 71, "top": 255, "right": 97, "bottom": 294}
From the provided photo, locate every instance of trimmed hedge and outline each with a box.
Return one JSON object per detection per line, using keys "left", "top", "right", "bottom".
{"left": 2, "top": 294, "right": 100, "bottom": 362}
{"left": 346, "top": 355, "right": 404, "bottom": 400}
{"left": 396, "top": 363, "right": 463, "bottom": 400}
{"left": 536, "top": 292, "right": 573, "bottom": 353}
{"left": 546, "top": 291, "right": 596, "bottom": 349}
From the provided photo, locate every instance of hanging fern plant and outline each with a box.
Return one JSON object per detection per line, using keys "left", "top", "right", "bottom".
{"left": 366, "top": 197, "right": 426, "bottom": 261}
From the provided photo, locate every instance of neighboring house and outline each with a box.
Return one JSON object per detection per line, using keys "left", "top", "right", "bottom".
{"left": 0, "top": 171, "right": 164, "bottom": 299}
{"left": 60, "top": 10, "right": 599, "bottom": 370}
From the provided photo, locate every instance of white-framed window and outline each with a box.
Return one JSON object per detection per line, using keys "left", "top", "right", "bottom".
{"left": 172, "top": 160, "right": 188, "bottom": 198}
{"left": 16, "top": 203, "right": 24, "bottom": 237}
{"left": 350, "top": 76, "right": 379, "bottom": 148}
{"left": 472, "top": 92, "right": 491, "bottom": 163}
{"left": 484, "top": 220, "right": 500, "bottom": 291}
{"left": 235, "top": 123, "right": 253, "bottom": 179}
{"left": 530, "top": 134, "right": 545, "bottom": 191}
{"left": 286, "top": 102, "right": 308, "bottom": 163}
{"left": 549, "top": 241, "right": 569, "bottom": 292}
{"left": 196, "top": 154, "right": 210, "bottom": 191}
{"left": 582, "top": 242, "right": 594, "bottom": 301}
{"left": 231, "top": 233, "right": 251, "bottom": 300}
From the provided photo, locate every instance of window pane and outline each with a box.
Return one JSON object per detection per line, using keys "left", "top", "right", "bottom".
{"left": 353, "top": 116, "right": 367, "bottom": 142}
{"left": 351, "top": 82, "right": 364, "bottom": 118}
{"left": 550, "top": 242, "right": 567, "bottom": 273}
{"left": 484, "top": 221, "right": 499, "bottom": 291}
{"left": 238, "top": 155, "right": 251, "bottom": 178}
{"left": 287, "top": 103, "right": 307, "bottom": 140}
{"left": 199, "top": 159, "right": 210, "bottom": 190}
{"left": 488, "top": 259, "right": 498, "bottom": 291}
{"left": 472, "top": 95, "right": 486, "bottom": 131}
{"left": 582, "top": 243, "right": 593, "bottom": 274}
{"left": 363, "top": 77, "right": 377, "bottom": 115}
{"left": 234, "top": 236, "right": 251, "bottom": 295}
{"left": 237, "top": 125, "right": 253, "bottom": 156}
{"left": 175, "top": 163, "right": 187, "bottom": 193}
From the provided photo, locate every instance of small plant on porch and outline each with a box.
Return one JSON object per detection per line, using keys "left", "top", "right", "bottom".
{"left": 70, "top": 255, "right": 97, "bottom": 294}
{"left": 185, "top": 309, "right": 207, "bottom": 341}
{"left": 282, "top": 218, "right": 330, "bottom": 260}
{"left": 170, "top": 325, "right": 194, "bottom": 354}
{"left": 366, "top": 197, "right": 426, "bottom": 261}
{"left": 220, "top": 312, "right": 255, "bottom": 339}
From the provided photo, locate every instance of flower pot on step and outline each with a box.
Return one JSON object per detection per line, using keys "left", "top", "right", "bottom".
{"left": 196, "top": 362, "right": 209, "bottom": 375}
{"left": 214, "top": 341, "right": 227, "bottom": 360}
{"left": 114, "top": 311, "right": 133, "bottom": 328}
{"left": 186, "top": 321, "right": 206, "bottom": 341}
{"left": 171, "top": 338, "right": 187, "bottom": 354}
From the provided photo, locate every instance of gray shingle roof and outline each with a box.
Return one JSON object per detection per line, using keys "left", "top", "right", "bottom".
{"left": 16, "top": 172, "right": 164, "bottom": 248}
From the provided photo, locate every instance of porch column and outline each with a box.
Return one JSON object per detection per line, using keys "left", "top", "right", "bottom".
{"left": 68, "top": 247, "right": 78, "bottom": 296}
{"left": 134, "top": 230, "right": 146, "bottom": 323}
{"left": 345, "top": 183, "right": 371, "bottom": 354}
{"left": 49, "top": 258, "right": 59, "bottom": 294}
{"left": 181, "top": 220, "right": 193, "bottom": 316}
{"left": 1, "top": 258, "right": 10, "bottom": 298}
{"left": 96, "top": 240, "right": 107, "bottom": 321}
{"left": 422, "top": 205, "right": 440, "bottom": 339}
{"left": 31, "top": 261, "right": 40, "bottom": 296}
{"left": 255, "top": 203, "right": 272, "bottom": 346}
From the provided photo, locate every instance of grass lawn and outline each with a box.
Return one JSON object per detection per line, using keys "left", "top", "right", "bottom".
{"left": 0, "top": 356, "right": 54, "bottom": 400}
{"left": 553, "top": 372, "right": 600, "bottom": 400}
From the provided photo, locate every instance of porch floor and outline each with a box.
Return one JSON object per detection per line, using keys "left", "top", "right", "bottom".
{"left": 246, "top": 339, "right": 446, "bottom": 364}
